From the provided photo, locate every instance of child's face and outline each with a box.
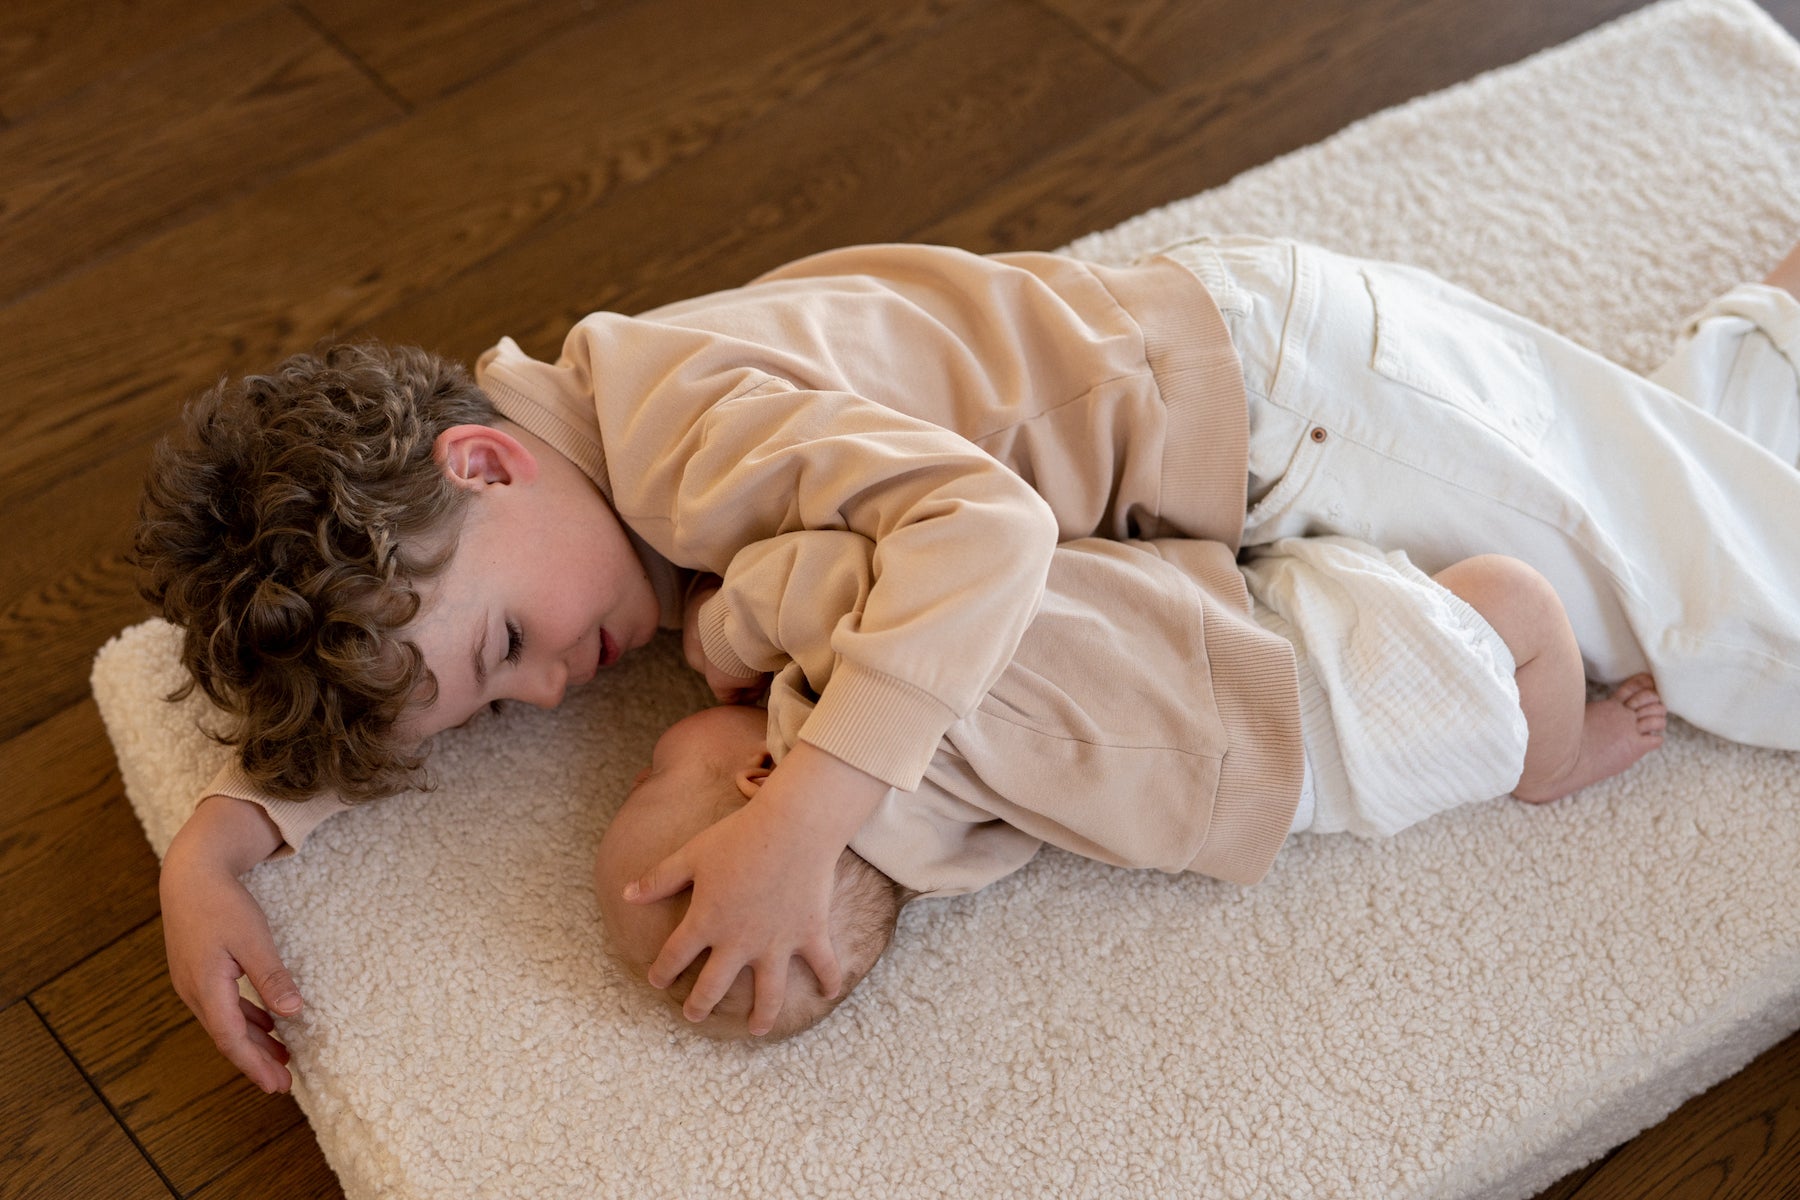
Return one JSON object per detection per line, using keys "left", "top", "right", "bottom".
{"left": 398, "top": 426, "right": 663, "bottom": 748}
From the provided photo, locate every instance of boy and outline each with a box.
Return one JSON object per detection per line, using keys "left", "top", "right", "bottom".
{"left": 140, "top": 235, "right": 1800, "bottom": 1089}
{"left": 594, "top": 532, "right": 1668, "bottom": 1040}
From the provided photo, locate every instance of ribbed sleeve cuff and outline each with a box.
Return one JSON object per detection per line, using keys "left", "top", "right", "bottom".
{"left": 796, "top": 660, "right": 958, "bottom": 791}
{"left": 203, "top": 762, "right": 351, "bottom": 860}
{"left": 697, "top": 593, "right": 759, "bottom": 679}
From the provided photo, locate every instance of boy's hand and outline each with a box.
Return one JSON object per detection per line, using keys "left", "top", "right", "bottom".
{"left": 682, "top": 579, "right": 769, "bottom": 703}
{"left": 624, "top": 741, "right": 888, "bottom": 1034}
{"left": 160, "top": 795, "right": 299, "bottom": 1094}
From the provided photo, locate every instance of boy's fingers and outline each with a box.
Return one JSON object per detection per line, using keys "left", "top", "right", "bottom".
{"left": 682, "top": 953, "right": 745, "bottom": 1023}
{"left": 242, "top": 955, "right": 302, "bottom": 1017}
{"left": 645, "top": 923, "right": 704, "bottom": 990}
{"left": 239, "top": 995, "right": 275, "bottom": 1033}
{"left": 238, "top": 998, "right": 292, "bottom": 1067}
{"left": 802, "top": 938, "right": 844, "bottom": 1000}
{"left": 624, "top": 852, "right": 693, "bottom": 906}
{"left": 746, "top": 962, "right": 788, "bottom": 1037}
{"left": 198, "top": 985, "right": 289, "bottom": 1093}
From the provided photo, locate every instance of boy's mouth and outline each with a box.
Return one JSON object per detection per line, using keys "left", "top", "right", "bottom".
{"left": 598, "top": 629, "right": 620, "bottom": 670}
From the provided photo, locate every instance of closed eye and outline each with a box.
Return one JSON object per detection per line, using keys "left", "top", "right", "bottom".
{"left": 504, "top": 620, "right": 524, "bottom": 665}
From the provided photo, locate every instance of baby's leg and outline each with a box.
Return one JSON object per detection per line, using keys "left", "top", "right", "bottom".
{"left": 1763, "top": 239, "right": 1800, "bottom": 299}
{"left": 1434, "top": 556, "right": 1666, "bottom": 804}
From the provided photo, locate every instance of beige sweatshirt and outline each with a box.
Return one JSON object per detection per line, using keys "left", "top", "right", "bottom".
{"left": 711, "top": 532, "right": 1303, "bottom": 892}
{"left": 205, "top": 243, "right": 1253, "bottom": 850}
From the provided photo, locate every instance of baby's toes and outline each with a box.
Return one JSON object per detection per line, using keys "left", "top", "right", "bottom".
{"left": 1616, "top": 675, "right": 1660, "bottom": 708}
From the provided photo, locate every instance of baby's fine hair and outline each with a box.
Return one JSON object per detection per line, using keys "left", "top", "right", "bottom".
{"left": 136, "top": 341, "right": 500, "bottom": 802}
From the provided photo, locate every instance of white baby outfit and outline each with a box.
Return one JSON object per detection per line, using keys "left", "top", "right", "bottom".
{"left": 1166, "top": 236, "right": 1800, "bottom": 753}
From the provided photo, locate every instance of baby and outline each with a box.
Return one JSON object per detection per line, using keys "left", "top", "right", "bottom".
{"left": 596, "top": 533, "right": 1666, "bottom": 1038}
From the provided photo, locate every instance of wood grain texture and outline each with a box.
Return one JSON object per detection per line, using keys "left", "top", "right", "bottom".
{"left": 0, "top": 1001, "right": 168, "bottom": 1200}
{"left": 31, "top": 921, "right": 307, "bottom": 1197}
{"left": 0, "top": 0, "right": 244, "bottom": 120}
{"left": 0, "top": 447, "right": 153, "bottom": 746}
{"left": 366, "top": 0, "right": 1147, "bottom": 358}
{"left": 298, "top": 0, "right": 605, "bottom": 106}
{"left": 0, "top": 6, "right": 399, "bottom": 305}
{"left": 190, "top": 1122, "right": 345, "bottom": 1200}
{"left": 0, "top": 701, "right": 159, "bottom": 1008}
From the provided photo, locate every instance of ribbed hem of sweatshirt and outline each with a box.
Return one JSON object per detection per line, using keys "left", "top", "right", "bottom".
{"left": 1186, "top": 613, "right": 1305, "bottom": 887}
{"left": 475, "top": 338, "right": 614, "bottom": 500}
{"left": 797, "top": 659, "right": 958, "bottom": 791}
{"left": 1098, "top": 255, "right": 1250, "bottom": 550}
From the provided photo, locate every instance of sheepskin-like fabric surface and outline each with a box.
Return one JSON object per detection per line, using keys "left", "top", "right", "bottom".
{"left": 94, "top": 1, "right": 1800, "bottom": 1195}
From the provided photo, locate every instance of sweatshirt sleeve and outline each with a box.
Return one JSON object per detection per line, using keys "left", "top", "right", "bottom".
{"left": 198, "top": 761, "right": 352, "bottom": 859}
{"left": 697, "top": 530, "right": 879, "bottom": 692}
{"left": 668, "top": 380, "right": 1059, "bottom": 790}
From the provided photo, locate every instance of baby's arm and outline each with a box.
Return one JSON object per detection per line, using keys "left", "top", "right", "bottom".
{"left": 159, "top": 793, "right": 301, "bottom": 1093}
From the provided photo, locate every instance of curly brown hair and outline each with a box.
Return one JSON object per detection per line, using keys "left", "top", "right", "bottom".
{"left": 136, "top": 341, "right": 501, "bottom": 802}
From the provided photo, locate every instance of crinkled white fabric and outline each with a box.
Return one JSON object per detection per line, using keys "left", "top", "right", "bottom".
{"left": 1244, "top": 536, "right": 1527, "bottom": 839}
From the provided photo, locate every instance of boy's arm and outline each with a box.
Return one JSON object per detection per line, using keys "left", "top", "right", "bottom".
{"left": 160, "top": 793, "right": 303, "bottom": 1094}
{"left": 632, "top": 531, "right": 891, "bottom": 1033}
{"left": 627, "top": 741, "right": 888, "bottom": 1036}
{"left": 680, "top": 574, "right": 768, "bottom": 703}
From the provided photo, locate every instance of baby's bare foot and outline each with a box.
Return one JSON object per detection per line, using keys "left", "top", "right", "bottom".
{"left": 1515, "top": 674, "right": 1666, "bottom": 804}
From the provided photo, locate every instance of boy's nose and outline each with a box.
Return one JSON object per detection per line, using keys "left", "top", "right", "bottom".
{"left": 517, "top": 664, "right": 568, "bottom": 709}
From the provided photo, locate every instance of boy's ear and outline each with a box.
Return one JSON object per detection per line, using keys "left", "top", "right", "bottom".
{"left": 434, "top": 424, "right": 538, "bottom": 491}
{"left": 734, "top": 754, "right": 775, "bottom": 801}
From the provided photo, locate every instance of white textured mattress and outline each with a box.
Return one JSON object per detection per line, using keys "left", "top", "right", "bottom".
{"left": 94, "top": 1, "right": 1800, "bottom": 1194}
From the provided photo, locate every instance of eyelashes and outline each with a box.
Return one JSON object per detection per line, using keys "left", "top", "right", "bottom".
{"left": 504, "top": 619, "right": 524, "bottom": 666}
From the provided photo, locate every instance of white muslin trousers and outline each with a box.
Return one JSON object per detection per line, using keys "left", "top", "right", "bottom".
{"left": 1165, "top": 236, "right": 1800, "bottom": 755}
{"left": 1243, "top": 535, "right": 1528, "bottom": 839}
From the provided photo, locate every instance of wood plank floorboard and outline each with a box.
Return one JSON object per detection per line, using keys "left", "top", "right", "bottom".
{"left": 0, "top": 700, "right": 159, "bottom": 1008}
{"left": 0, "top": 6, "right": 400, "bottom": 305}
{"left": 0, "top": 0, "right": 245, "bottom": 121}
{"left": 366, "top": 0, "right": 1149, "bottom": 358}
{"left": 0, "top": 1001, "right": 169, "bottom": 1200}
{"left": 31, "top": 921, "right": 307, "bottom": 1197}
{"left": 298, "top": 0, "right": 627, "bottom": 107}
{"left": 6, "top": 1, "right": 1798, "bottom": 1197}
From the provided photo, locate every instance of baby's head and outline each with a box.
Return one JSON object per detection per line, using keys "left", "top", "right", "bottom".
{"left": 595, "top": 705, "right": 912, "bottom": 1041}
{"left": 137, "top": 341, "right": 660, "bottom": 802}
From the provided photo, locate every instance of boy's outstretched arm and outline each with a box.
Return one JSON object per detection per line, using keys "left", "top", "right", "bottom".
{"left": 160, "top": 794, "right": 301, "bottom": 1093}
{"left": 625, "top": 740, "right": 888, "bottom": 1035}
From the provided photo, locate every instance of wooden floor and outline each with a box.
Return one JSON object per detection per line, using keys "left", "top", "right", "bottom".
{"left": 5, "top": 1, "right": 1800, "bottom": 1196}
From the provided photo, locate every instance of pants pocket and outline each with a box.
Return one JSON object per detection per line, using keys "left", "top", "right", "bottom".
{"left": 1362, "top": 267, "right": 1553, "bottom": 453}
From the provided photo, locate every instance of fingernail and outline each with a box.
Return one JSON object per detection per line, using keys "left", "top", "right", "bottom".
{"left": 272, "top": 993, "right": 301, "bottom": 1015}
{"left": 622, "top": 882, "right": 640, "bottom": 901}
